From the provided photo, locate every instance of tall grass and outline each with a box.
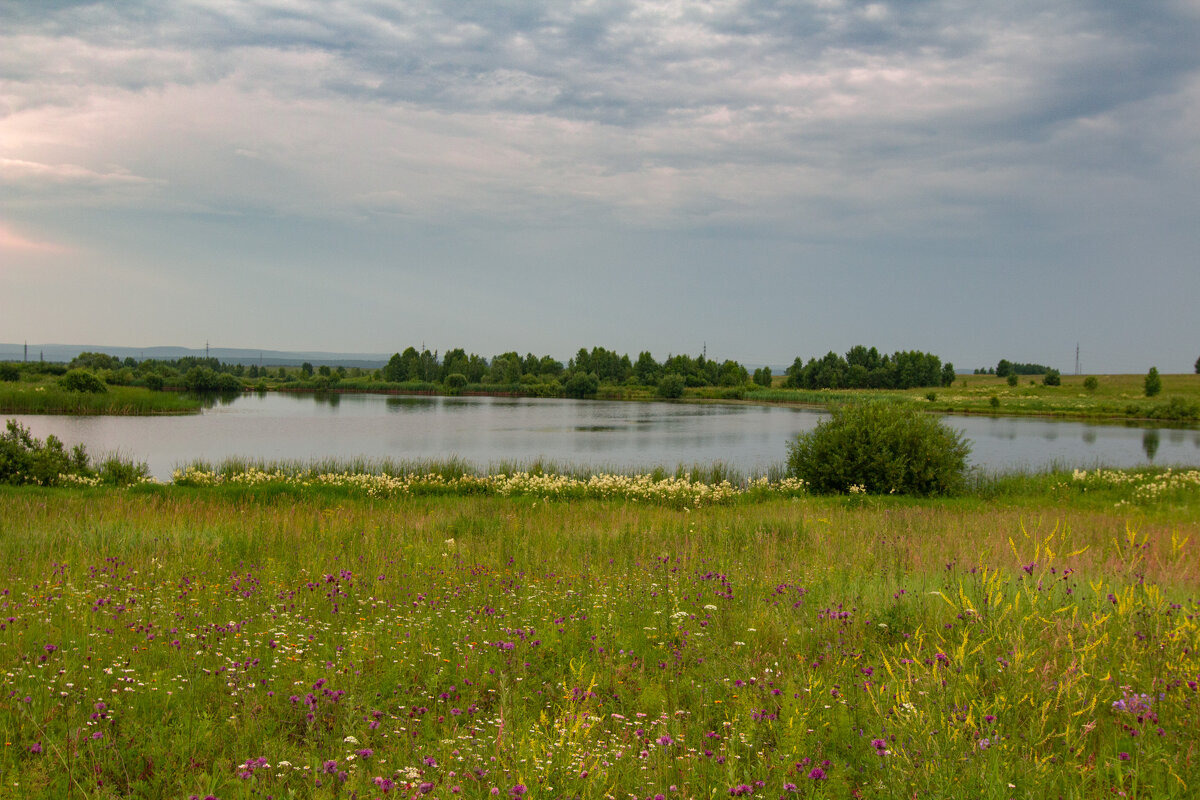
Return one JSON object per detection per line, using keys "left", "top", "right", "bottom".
{"left": 0, "top": 384, "right": 203, "bottom": 415}
{"left": 1, "top": 488, "right": 1198, "bottom": 798}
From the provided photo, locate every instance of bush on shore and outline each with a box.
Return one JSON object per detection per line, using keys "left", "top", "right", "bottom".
{"left": 787, "top": 401, "right": 970, "bottom": 495}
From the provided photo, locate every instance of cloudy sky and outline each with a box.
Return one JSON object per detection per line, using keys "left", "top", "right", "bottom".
{"left": 2, "top": 0, "right": 1198, "bottom": 372}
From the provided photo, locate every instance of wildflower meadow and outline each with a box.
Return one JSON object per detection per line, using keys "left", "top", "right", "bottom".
{"left": 0, "top": 471, "right": 1198, "bottom": 799}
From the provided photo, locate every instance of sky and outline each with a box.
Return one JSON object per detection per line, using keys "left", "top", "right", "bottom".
{"left": 2, "top": 0, "right": 1199, "bottom": 373}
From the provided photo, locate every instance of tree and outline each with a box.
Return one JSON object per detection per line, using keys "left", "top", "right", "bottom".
{"left": 1195, "top": 355, "right": 1199, "bottom": 374}
{"left": 1042, "top": 369, "right": 1061, "bottom": 386}
{"left": 940, "top": 363, "right": 955, "bottom": 387}
{"left": 301, "top": 362, "right": 314, "bottom": 377}
{"left": 383, "top": 353, "right": 405, "bottom": 383}
{"left": 996, "top": 359, "right": 1012, "bottom": 378}
{"left": 563, "top": 372, "right": 599, "bottom": 398}
{"left": 1144, "top": 367, "right": 1162, "bottom": 397}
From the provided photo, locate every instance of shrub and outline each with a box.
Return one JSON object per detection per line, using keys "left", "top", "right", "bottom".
{"left": 1006, "top": 374, "right": 1018, "bottom": 387}
{"left": 444, "top": 373, "right": 468, "bottom": 394}
{"left": 217, "top": 373, "right": 242, "bottom": 393}
{"left": 184, "top": 366, "right": 220, "bottom": 392}
{"left": 563, "top": 372, "right": 599, "bottom": 399}
{"left": 989, "top": 396, "right": 1000, "bottom": 409}
{"left": 1144, "top": 367, "right": 1162, "bottom": 398}
{"left": 0, "top": 364, "right": 19, "bottom": 382}
{"left": 656, "top": 373, "right": 685, "bottom": 399}
{"left": 143, "top": 373, "right": 164, "bottom": 392}
{"left": 786, "top": 401, "right": 970, "bottom": 496}
{"left": 1083, "top": 376, "right": 1098, "bottom": 392}
{"left": 0, "top": 420, "right": 89, "bottom": 486}
{"left": 59, "top": 369, "right": 108, "bottom": 393}
{"left": 1042, "top": 369, "right": 1061, "bottom": 386}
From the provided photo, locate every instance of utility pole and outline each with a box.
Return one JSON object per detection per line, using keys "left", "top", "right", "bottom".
{"left": 205, "top": 340, "right": 209, "bottom": 360}
{"left": 1075, "top": 343, "right": 1080, "bottom": 376}
{"left": 24, "top": 341, "right": 27, "bottom": 362}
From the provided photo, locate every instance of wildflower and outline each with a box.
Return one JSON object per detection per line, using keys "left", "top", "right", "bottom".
{"left": 808, "top": 767, "right": 826, "bottom": 780}
{"left": 656, "top": 735, "right": 673, "bottom": 746}
{"left": 1119, "top": 752, "right": 1131, "bottom": 761}
{"left": 510, "top": 785, "right": 527, "bottom": 797}
{"left": 29, "top": 742, "right": 42, "bottom": 754}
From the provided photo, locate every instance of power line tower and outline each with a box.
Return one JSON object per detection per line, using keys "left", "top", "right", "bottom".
{"left": 1075, "top": 343, "right": 1080, "bottom": 376}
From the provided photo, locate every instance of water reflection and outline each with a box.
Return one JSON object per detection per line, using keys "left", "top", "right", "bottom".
{"left": 1143, "top": 430, "right": 1160, "bottom": 462}
{"left": 1082, "top": 429, "right": 1097, "bottom": 445}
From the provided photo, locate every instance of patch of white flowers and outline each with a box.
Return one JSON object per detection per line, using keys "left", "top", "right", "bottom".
{"left": 1071, "top": 468, "right": 1200, "bottom": 505}
{"left": 169, "top": 466, "right": 811, "bottom": 507}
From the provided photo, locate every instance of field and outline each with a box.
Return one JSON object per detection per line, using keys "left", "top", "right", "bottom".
{"left": 745, "top": 373, "right": 1200, "bottom": 424}
{"left": 2, "top": 476, "right": 1199, "bottom": 799}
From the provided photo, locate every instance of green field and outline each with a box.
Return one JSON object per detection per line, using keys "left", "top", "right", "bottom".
{"left": 742, "top": 373, "right": 1200, "bottom": 424}
{"left": 1, "top": 474, "right": 1198, "bottom": 798}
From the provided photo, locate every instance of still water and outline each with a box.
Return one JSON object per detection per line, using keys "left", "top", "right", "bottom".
{"left": 11, "top": 392, "right": 1200, "bottom": 481}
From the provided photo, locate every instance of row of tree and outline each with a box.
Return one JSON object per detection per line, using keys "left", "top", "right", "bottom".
{"left": 14, "top": 345, "right": 961, "bottom": 396}
{"left": 973, "top": 359, "right": 1054, "bottom": 376}
{"left": 783, "top": 347, "right": 955, "bottom": 390}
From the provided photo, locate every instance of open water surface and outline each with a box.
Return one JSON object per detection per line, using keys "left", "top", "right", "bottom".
{"left": 11, "top": 392, "right": 1200, "bottom": 481}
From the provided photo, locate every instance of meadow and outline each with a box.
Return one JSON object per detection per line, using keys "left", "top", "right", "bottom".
{"left": 1, "top": 471, "right": 1199, "bottom": 799}
{"left": 745, "top": 373, "right": 1200, "bottom": 424}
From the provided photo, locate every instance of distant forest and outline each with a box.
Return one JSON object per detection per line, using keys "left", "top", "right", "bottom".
{"left": 4, "top": 345, "right": 956, "bottom": 397}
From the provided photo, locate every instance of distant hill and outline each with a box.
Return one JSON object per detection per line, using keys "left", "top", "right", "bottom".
{"left": 0, "top": 343, "right": 392, "bottom": 369}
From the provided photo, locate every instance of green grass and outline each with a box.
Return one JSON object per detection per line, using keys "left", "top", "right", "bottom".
{"left": 0, "top": 380, "right": 204, "bottom": 415}
{"left": 1, "top": 479, "right": 1198, "bottom": 798}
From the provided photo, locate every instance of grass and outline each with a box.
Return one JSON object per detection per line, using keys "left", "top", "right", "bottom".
{"left": 1, "top": 475, "right": 1198, "bottom": 798}
{"left": 846, "top": 373, "right": 1200, "bottom": 423}
{"left": 0, "top": 380, "right": 204, "bottom": 415}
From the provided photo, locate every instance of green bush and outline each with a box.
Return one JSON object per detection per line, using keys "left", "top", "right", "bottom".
{"left": 1006, "top": 374, "right": 1018, "bottom": 387}
{"left": 786, "top": 401, "right": 971, "bottom": 496}
{"left": 563, "top": 372, "right": 599, "bottom": 399}
{"left": 1083, "top": 376, "right": 1098, "bottom": 392}
{"left": 656, "top": 373, "right": 685, "bottom": 399}
{"left": 143, "top": 373, "right": 164, "bottom": 391}
{"left": 0, "top": 420, "right": 89, "bottom": 486}
{"left": 1042, "top": 369, "right": 1061, "bottom": 386}
{"left": 0, "top": 364, "right": 19, "bottom": 382}
{"left": 59, "top": 369, "right": 108, "bottom": 393}
{"left": 216, "top": 373, "right": 242, "bottom": 393}
{"left": 444, "top": 373, "right": 468, "bottom": 394}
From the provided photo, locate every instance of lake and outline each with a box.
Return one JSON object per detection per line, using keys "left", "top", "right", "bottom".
{"left": 10, "top": 392, "right": 1200, "bottom": 481}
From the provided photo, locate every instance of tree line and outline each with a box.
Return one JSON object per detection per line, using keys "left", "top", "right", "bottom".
{"left": 783, "top": 347, "right": 955, "bottom": 390}
{"left": 5, "top": 345, "right": 960, "bottom": 397}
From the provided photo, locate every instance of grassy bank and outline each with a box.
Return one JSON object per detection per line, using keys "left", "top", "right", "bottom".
{"left": 0, "top": 381, "right": 204, "bottom": 415}
{"left": 1, "top": 483, "right": 1198, "bottom": 798}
